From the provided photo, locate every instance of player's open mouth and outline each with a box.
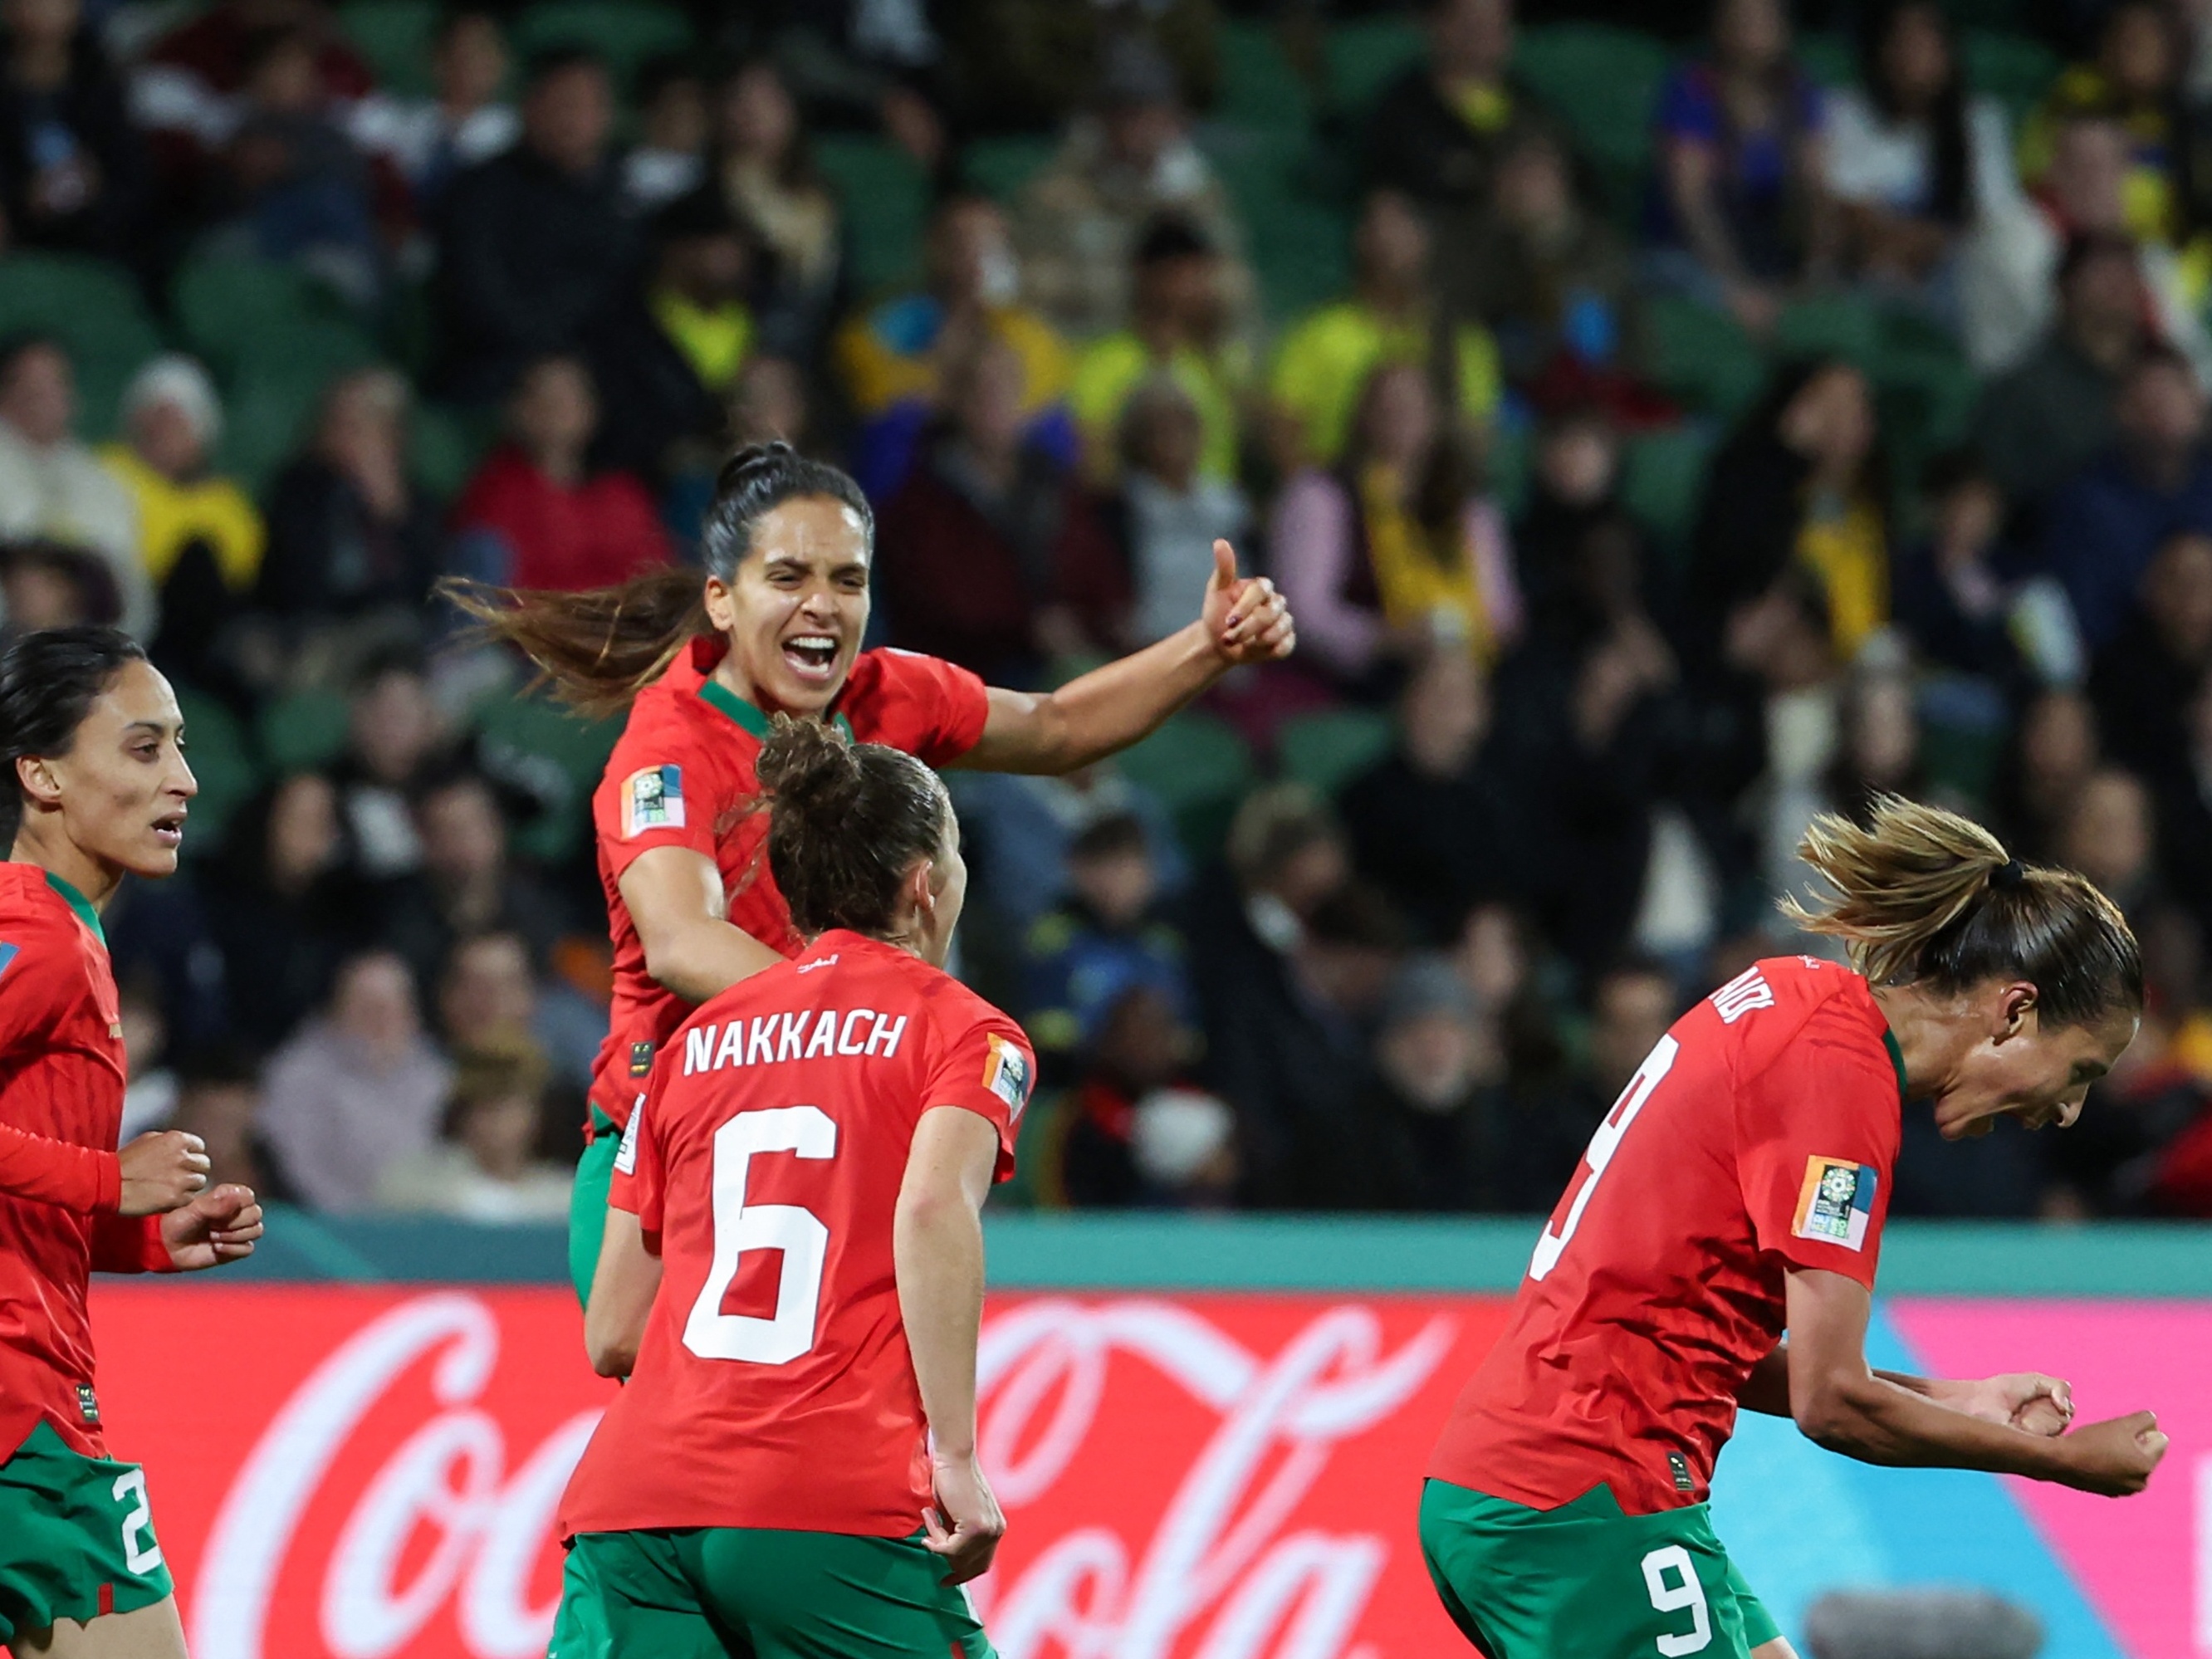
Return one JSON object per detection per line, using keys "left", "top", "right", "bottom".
{"left": 781, "top": 635, "right": 840, "bottom": 683}
{"left": 151, "top": 812, "right": 186, "bottom": 848}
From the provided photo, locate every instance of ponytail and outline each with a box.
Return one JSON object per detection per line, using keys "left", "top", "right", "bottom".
{"left": 1783, "top": 794, "right": 2142, "bottom": 1027}
{"left": 756, "top": 717, "right": 945, "bottom": 938}
{"left": 436, "top": 442, "right": 874, "bottom": 718}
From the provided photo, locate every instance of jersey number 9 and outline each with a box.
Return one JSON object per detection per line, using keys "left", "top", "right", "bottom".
{"left": 685, "top": 1106, "right": 838, "bottom": 1365}
{"left": 1529, "top": 1036, "right": 1679, "bottom": 1282}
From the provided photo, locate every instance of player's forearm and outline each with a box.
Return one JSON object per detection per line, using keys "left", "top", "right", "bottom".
{"left": 976, "top": 625, "right": 1223, "bottom": 776}
{"left": 893, "top": 1188, "right": 986, "bottom": 1455}
{"left": 1796, "top": 1368, "right": 2071, "bottom": 1480}
{"left": 642, "top": 918, "right": 786, "bottom": 1006}
{"left": 1742, "top": 1347, "right": 1940, "bottom": 1418}
{"left": 0, "top": 1121, "right": 115, "bottom": 1212}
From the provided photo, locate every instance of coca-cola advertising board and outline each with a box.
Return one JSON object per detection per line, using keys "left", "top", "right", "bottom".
{"left": 81, "top": 1284, "right": 2203, "bottom": 1657}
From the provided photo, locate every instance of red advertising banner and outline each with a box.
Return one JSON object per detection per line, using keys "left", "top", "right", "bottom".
{"left": 86, "top": 1284, "right": 1510, "bottom": 1659}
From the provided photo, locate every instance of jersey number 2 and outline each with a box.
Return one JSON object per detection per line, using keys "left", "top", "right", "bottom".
{"left": 1529, "top": 1035, "right": 1679, "bottom": 1281}
{"left": 685, "top": 1106, "right": 837, "bottom": 1365}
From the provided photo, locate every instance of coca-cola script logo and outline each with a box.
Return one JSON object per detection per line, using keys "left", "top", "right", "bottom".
{"left": 90, "top": 1286, "right": 1510, "bottom": 1658}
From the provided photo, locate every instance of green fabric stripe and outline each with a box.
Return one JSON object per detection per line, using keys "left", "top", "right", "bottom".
{"left": 1882, "top": 1028, "right": 1909, "bottom": 1102}
{"left": 42, "top": 872, "right": 104, "bottom": 949}
{"left": 697, "top": 678, "right": 854, "bottom": 742}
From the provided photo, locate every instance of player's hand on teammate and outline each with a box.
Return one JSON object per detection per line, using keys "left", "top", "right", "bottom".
{"left": 1941, "top": 1372, "right": 2075, "bottom": 1434}
{"left": 158, "top": 1182, "right": 264, "bottom": 1270}
{"left": 2053, "top": 1410, "right": 2169, "bottom": 1496}
{"left": 117, "top": 1129, "right": 210, "bottom": 1216}
{"left": 923, "top": 1449, "right": 1006, "bottom": 1586}
{"left": 1201, "top": 541, "right": 1295, "bottom": 668}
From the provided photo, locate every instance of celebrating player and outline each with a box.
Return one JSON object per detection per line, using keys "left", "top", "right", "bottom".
{"left": 552, "top": 718, "right": 1027, "bottom": 1658}
{"left": 1422, "top": 796, "right": 2166, "bottom": 1659}
{"left": 0, "top": 629, "right": 264, "bottom": 1659}
{"left": 448, "top": 440, "right": 1293, "bottom": 1303}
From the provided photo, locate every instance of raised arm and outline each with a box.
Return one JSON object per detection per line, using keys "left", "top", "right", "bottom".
{"left": 894, "top": 1104, "right": 1006, "bottom": 1584}
{"left": 1779, "top": 1265, "right": 2166, "bottom": 1495}
{"left": 952, "top": 541, "right": 1294, "bottom": 776}
{"left": 618, "top": 846, "right": 786, "bottom": 1005}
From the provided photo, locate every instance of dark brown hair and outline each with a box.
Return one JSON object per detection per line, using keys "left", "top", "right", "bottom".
{"left": 756, "top": 717, "right": 947, "bottom": 938}
{"left": 1783, "top": 795, "right": 2143, "bottom": 1027}
{"left": 440, "top": 443, "right": 872, "bottom": 719}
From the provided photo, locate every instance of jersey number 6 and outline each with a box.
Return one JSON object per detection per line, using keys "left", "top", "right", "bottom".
{"left": 685, "top": 1105, "right": 838, "bottom": 1365}
{"left": 1529, "top": 1035, "right": 1679, "bottom": 1282}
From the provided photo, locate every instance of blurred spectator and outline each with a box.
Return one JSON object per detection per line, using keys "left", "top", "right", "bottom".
{"left": 381, "top": 769, "right": 568, "bottom": 993}
{"left": 348, "top": 7, "right": 515, "bottom": 206}
{"left": 1101, "top": 374, "right": 1248, "bottom": 646}
{"left": 1723, "top": 569, "right": 1844, "bottom": 927}
{"left": 1341, "top": 646, "right": 1522, "bottom": 947}
{"left": 451, "top": 355, "right": 669, "bottom": 590}
{"left": 1022, "top": 811, "right": 1193, "bottom": 1074}
{"left": 2152, "top": 673, "right": 2212, "bottom": 942}
{"left": 728, "top": 351, "right": 811, "bottom": 452}
{"left": 1495, "top": 957, "right": 1671, "bottom": 1203}
{"left": 435, "top": 48, "right": 631, "bottom": 403}
{"left": 2058, "top": 766, "right": 2161, "bottom": 920}
{"left": 429, "top": 926, "right": 599, "bottom": 1095}
{"left": 1823, "top": 664, "right": 1925, "bottom": 820}
{"left": 1513, "top": 406, "right": 1645, "bottom": 623}
{"left": 167, "top": 1046, "right": 286, "bottom": 1198}
{"left": 1272, "top": 361, "right": 1520, "bottom": 700}
{"left": 713, "top": 59, "right": 842, "bottom": 360}
{"left": 215, "top": 24, "right": 381, "bottom": 307}
{"left": 1891, "top": 450, "right": 2043, "bottom": 685}
{"left": 1187, "top": 782, "right": 1351, "bottom": 995}
{"left": 942, "top": 0, "right": 1213, "bottom": 139}
{"left": 134, "top": 0, "right": 375, "bottom": 174}
{"left": 1822, "top": 1, "right": 2014, "bottom": 315}
{"left": 1069, "top": 214, "right": 1245, "bottom": 487}
{"left": 1347, "top": 957, "right": 1505, "bottom": 1211}
{"left": 835, "top": 190, "right": 1074, "bottom": 500}
{"left": 1687, "top": 358, "right": 1887, "bottom": 662}
{"left": 0, "top": 536, "right": 116, "bottom": 636}
{"left": 1648, "top": 0, "right": 1834, "bottom": 333}
{"left": 1465, "top": 130, "right": 1645, "bottom": 416}
{"left": 0, "top": 334, "right": 148, "bottom": 636}
{"left": 1013, "top": 35, "right": 1255, "bottom": 346}
{"left": 621, "top": 54, "right": 707, "bottom": 214}
{"left": 947, "top": 762, "right": 1188, "bottom": 937}
{"left": 331, "top": 649, "right": 446, "bottom": 881}
{"left": 258, "top": 947, "right": 453, "bottom": 1211}
{"left": 1055, "top": 981, "right": 1227, "bottom": 1209}
{"left": 1269, "top": 188, "right": 1501, "bottom": 471}
{"left": 0, "top": 0, "right": 144, "bottom": 260}
{"left": 99, "top": 355, "right": 260, "bottom": 676}
{"left": 375, "top": 1040, "right": 570, "bottom": 1221}
{"left": 2092, "top": 528, "right": 2212, "bottom": 791}
{"left": 877, "top": 335, "right": 1125, "bottom": 683}
{"left": 2038, "top": 345, "right": 2212, "bottom": 653}
{"left": 1972, "top": 232, "right": 2141, "bottom": 505}
{"left": 115, "top": 976, "right": 174, "bottom": 1139}
{"left": 2022, "top": 1, "right": 2185, "bottom": 249}
{"left": 761, "top": 0, "right": 948, "bottom": 160}
{"left": 1989, "top": 687, "right": 2102, "bottom": 864}
{"left": 257, "top": 366, "right": 441, "bottom": 631}
{"left": 1363, "top": 0, "right": 1544, "bottom": 232}
{"left": 206, "top": 771, "right": 355, "bottom": 1047}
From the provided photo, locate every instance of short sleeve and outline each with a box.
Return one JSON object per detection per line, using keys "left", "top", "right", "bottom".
{"left": 873, "top": 649, "right": 991, "bottom": 766}
{"left": 592, "top": 717, "right": 725, "bottom": 881}
{"left": 1738, "top": 1006, "right": 1901, "bottom": 1289}
{"left": 922, "top": 1016, "right": 1035, "bottom": 1184}
{"left": 609, "top": 1066, "right": 667, "bottom": 1247}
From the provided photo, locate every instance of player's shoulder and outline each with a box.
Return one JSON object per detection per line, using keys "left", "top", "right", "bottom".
{"left": 1715, "top": 956, "right": 1896, "bottom": 1082}
{"left": 0, "top": 867, "right": 100, "bottom": 984}
{"left": 840, "top": 933, "right": 1023, "bottom": 1042}
{"left": 839, "top": 645, "right": 952, "bottom": 711}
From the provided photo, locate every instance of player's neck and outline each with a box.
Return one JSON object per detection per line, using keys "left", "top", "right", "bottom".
{"left": 7, "top": 825, "right": 120, "bottom": 913}
{"left": 1867, "top": 983, "right": 1968, "bottom": 1103}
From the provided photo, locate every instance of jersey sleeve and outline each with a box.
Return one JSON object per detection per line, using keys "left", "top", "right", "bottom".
{"left": 875, "top": 650, "right": 991, "bottom": 767}
{"left": 593, "top": 716, "right": 727, "bottom": 883}
{"left": 922, "top": 1015, "right": 1035, "bottom": 1183}
{"left": 609, "top": 1064, "right": 668, "bottom": 1250}
{"left": 0, "top": 934, "right": 119, "bottom": 1213}
{"left": 1738, "top": 1003, "right": 1902, "bottom": 1290}
{"left": 91, "top": 1211, "right": 176, "bottom": 1273}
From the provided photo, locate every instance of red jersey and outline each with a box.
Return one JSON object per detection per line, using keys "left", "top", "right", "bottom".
{"left": 587, "top": 639, "right": 991, "bottom": 1128}
{"left": 559, "top": 931, "right": 1031, "bottom": 1538}
{"left": 1429, "top": 957, "right": 1903, "bottom": 1515}
{"left": 0, "top": 866, "right": 174, "bottom": 1463}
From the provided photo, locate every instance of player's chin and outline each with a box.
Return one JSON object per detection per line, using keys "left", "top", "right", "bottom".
{"left": 121, "top": 836, "right": 184, "bottom": 878}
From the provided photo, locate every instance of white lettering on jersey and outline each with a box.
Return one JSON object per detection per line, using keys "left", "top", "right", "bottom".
{"left": 746, "top": 1015, "right": 776, "bottom": 1067}
{"left": 685, "top": 1025, "right": 717, "bottom": 1076}
{"left": 865, "top": 1014, "right": 908, "bottom": 1058}
{"left": 837, "top": 1009, "right": 874, "bottom": 1055}
{"left": 714, "top": 1022, "right": 746, "bottom": 1069}
{"left": 679, "top": 1009, "right": 918, "bottom": 1072}
{"left": 776, "top": 1011, "right": 809, "bottom": 1062}
{"left": 1710, "top": 967, "right": 1775, "bottom": 1025}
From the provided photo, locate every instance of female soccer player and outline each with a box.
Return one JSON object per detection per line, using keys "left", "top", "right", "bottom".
{"left": 552, "top": 719, "right": 1024, "bottom": 1657}
{"left": 452, "top": 441, "right": 1294, "bottom": 1301}
{"left": 1422, "top": 796, "right": 2166, "bottom": 1659}
{"left": 0, "top": 628, "right": 264, "bottom": 1659}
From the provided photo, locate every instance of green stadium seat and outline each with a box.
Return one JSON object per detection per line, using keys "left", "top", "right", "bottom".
{"left": 335, "top": 0, "right": 439, "bottom": 98}
{"left": 961, "top": 135, "right": 1055, "bottom": 203}
{"left": 1640, "top": 294, "right": 1764, "bottom": 422}
{"left": 1963, "top": 29, "right": 2062, "bottom": 123}
{"left": 175, "top": 251, "right": 355, "bottom": 375}
{"left": 507, "top": 2, "right": 692, "bottom": 83}
{"left": 1795, "top": 33, "right": 1857, "bottom": 89}
{"left": 1514, "top": 26, "right": 1672, "bottom": 203}
{"left": 409, "top": 401, "right": 494, "bottom": 502}
{"left": 1486, "top": 418, "right": 1530, "bottom": 519}
{"left": 1324, "top": 17, "right": 1422, "bottom": 112}
{"left": 1220, "top": 19, "right": 1312, "bottom": 133}
{"left": 1774, "top": 291, "right": 1883, "bottom": 369}
{"left": 1621, "top": 424, "right": 1717, "bottom": 556}
{"left": 256, "top": 688, "right": 352, "bottom": 773}
{"left": 811, "top": 135, "right": 930, "bottom": 296}
{"left": 0, "top": 253, "right": 161, "bottom": 441}
{"left": 472, "top": 692, "right": 620, "bottom": 863}
{"left": 215, "top": 330, "right": 381, "bottom": 491}
{"left": 1114, "top": 711, "right": 1255, "bottom": 861}
{"left": 174, "top": 691, "right": 259, "bottom": 856}
{"left": 1276, "top": 707, "right": 1395, "bottom": 798}
{"left": 1201, "top": 137, "right": 1351, "bottom": 323}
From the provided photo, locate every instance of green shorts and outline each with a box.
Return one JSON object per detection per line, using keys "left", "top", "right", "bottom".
{"left": 0, "top": 1421, "right": 174, "bottom": 1644}
{"left": 551, "top": 1526, "right": 995, "bottom": 1659}
{"left": 568, "top": 1108, "right": 622, "bottom": 1309}
{"left": 1419, "top": 1477, "right": 1783, "bottom": 1659}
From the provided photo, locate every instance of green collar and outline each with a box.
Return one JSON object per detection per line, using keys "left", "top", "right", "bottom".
{"left": 698, "top": 677, "right": 854, "bottom": 742}
{"left": 1882, "top": 1027, "right": 1909, "bottom": 1104}
{"left": 43, "top": 870, "right": 105, "bottom": 948}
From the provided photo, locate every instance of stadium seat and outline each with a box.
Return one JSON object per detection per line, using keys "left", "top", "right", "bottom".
{"left": 1963, "top": 30, "right": 2062, "bottom": 122}
{"left": 1795, "top": 33, "right": 1857, "bottom": 89}
{"left": 1486, "top": 418, "right": 1530, "bottom": 519}
{"left": 255, "top": 688, "right": 352, "bottom": 774}
{"left": 174, "top": 252, "right": 355, "bottom": 376}
{"left": 215, "top": 330, "right": 381, "bottom": 491}
{"left": 1621, "top": 424, "right": 1717, "bottom": 558}
{"left": 1513, "top": 26, "right": 1672, "bottom": 214}
{"left": 472, "top": 692, "right": 620, "bottom": 863}
{"left": 810, "top": 135, "right": 931, "bottom": 296}
{"left": 1201, "top": 136, "right": 1351, "bottom": 323}
{"left": 409, "top": 401, "right": 494, "bottom": 502}
{"left": 1774, "top": 291, "right": 1884, "bottom": 369}
{"left": 335, "top": 0, "right": 440, "bottom": 98}
{"left": 0, "top": 253, "right": 160, "bottom": 442}
{"left": 1220, "top": 19, "right": 1312, "bottom": 133}
{"left": 1640, "top": 294, "right": 1765, "bottom": 422}
{"left": 1113, "top": 711, "right": 1255, "bottom": 861}
{"left": 173, "top": 691, "right": 259, "bottom": 854}
{"left": 507, "top": 2, "right": 692, "bottom": 82}
{"left": 1276, "top": 707, "right": 1395, "bottom": 798}
{"left": 1324, "top": 18, "right": 1422, "bottom": 113}
{"left": 961, "top": 135, "right": 1056, "bottom": 203}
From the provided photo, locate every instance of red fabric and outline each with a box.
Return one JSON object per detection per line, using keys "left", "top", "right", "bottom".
{"left": 452, "top": 446, "right": 672, "bottom": 594}
{"left": 147, "top": 9, "right": 375, "bottom": 100}
{"left": 1429, "top": 957, "right": 1902, "bottom": 1515}
{"left": 560, "top": 932, "right": 1029, "bottom": 1537}
{"left": 0, "top": 864, "right": 149, "bottom": 1462}
{"left": 586, "top": 638, "right": 991, "bottom": 1129}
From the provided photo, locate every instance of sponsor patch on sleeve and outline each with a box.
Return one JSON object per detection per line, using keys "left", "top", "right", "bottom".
{"left": 620, "top": 765, "right": 685, "bottom": 838}
{"left": 982, "top": 1033, "right": 1031, "bottom": 1121}
{"left": 1792, "top": 1156, "right": 1877, "bottom": 1250}
{"left": 0, "top": 942, "right": 19, "bottom": 981}
{"left": 614, "top": 1104, "right": 643, "bottom": 1177}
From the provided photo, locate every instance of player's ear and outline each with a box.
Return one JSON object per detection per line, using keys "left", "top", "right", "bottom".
{"left": 14, "top": 753, "right": 60, "bottom": 810}
{"left": 1992, "top": 981, "right": 2038, "bottom": 1041}
{"left": 702, "top": 575, "right": 737, "bottom": 633}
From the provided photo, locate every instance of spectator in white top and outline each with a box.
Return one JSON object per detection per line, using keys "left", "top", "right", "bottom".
{"left": 347, "top": 7, "right": 516, "bottom": 206}
{"left": 620, "top": 53, "right": 706, "bottom": 214}
{"left": 1823, "top": 0, "right": 2019, "bottom": 321}
{"left": 0, "top": 334, "right": 149, "bottom": 637}
{"left": 374, "top": 1039, "right": 572, "bottom": 1222}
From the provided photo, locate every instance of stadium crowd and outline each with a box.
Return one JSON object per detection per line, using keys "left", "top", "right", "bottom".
{"left": 12, "top": 0, "right": 2212, "bottom": 1221}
